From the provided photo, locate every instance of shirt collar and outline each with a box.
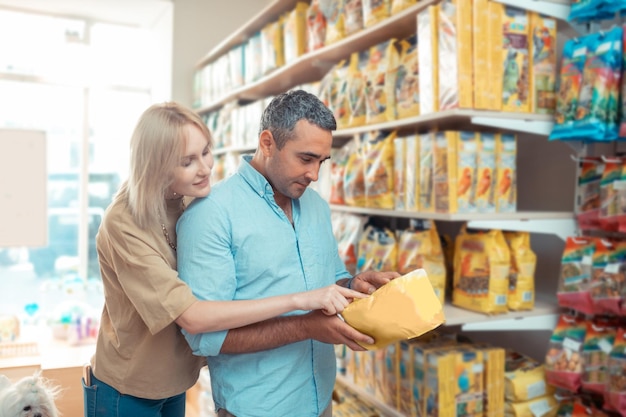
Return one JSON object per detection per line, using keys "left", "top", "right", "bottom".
{"left": 238, "top": 154, "right": 274, "bottom": 198}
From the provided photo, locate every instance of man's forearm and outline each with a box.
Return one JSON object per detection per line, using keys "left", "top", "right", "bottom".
{"left": 220, "top": 314, "right": 310, "bottom": 354}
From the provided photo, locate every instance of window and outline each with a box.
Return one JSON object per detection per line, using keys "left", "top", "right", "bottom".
{"left": 0, "top": 6, "right": 171, "bottom": 317}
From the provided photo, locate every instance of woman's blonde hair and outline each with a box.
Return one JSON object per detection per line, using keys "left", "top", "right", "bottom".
{"left": 126, "top": 102, "right": 212, "bottom": 229}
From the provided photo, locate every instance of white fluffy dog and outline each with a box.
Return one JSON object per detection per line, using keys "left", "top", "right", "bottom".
{"left": 0, "top": 372, "right": 60, "bottom": 417}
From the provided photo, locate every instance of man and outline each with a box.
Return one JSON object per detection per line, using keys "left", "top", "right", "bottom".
{"left": 177, "top": 89, "right": 398, "bottom": 417}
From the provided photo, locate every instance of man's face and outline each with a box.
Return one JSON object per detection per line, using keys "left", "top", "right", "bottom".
{"left": 266, "top": 120, "right": 332, "bottom": 201}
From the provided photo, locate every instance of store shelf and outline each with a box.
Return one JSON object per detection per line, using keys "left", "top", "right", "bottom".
{"left": 194, "top": 0, "right": 438, "bottom": 114}
{"left": 492, "top": 0, "right": 570, "bottom": 20}
{"left": 444, "top": 296, "right": 562, "bottom": 331}
{"left": 334, "top": 110, "right": 555, "bottom": 137}
{"left": 336, "top": 374, "right": 404, "bottom": 417}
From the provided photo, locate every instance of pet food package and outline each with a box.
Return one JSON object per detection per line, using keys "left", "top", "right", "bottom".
{"left": 362, "top": 130, "right": 396, "bottom": 209}
{"left": 576, "top": 157, "right": 604, "bottom": 231}
{"left": 329, "top": 139, "right": 355, "bottom": 205}
{"left": 395, "top": 33, "right": 420, "bottom": 119}
{"left": 475, "top": 132, "right": 497, "bottom": 213}
{"left": 364, "top": 39, "right": 399, "bottom": 125}
{"left": 529, "top": 12, "right": 557, "bottom": 114}
{"left": 330, "top": 59, "right": 352, "bottom": 129}
{"left": 456, "top": 131, "right": 478, "bottom": 213}
{"left": 472, "top": 0, "right": 490, "bottom": 109}
{"left": 282, "top": 2, "right": 309, "bottom": 65}
{"left": 393, "top": 136, "right": 407, "bottom": 211}
{"left": 260, "top": 18, "right": 285, "bottom": 75}
{"left": 320, "top": 0, "right": 345, "bottom": 45}
{"left": 397, "top": 221, "right": 446, "bottom": 304}
{"left": 344, "top": 0, "right": 364, "bottom": 36}
{"left": 504, "top": 350, "right": 553, "bottom": 403}
{"left": 244, "top": 32, "right": 263, "bottom": 84}
{"left": 495, "top": 133, "right": 517, "bottom": 212}
{"left": 433, "top": 131, "right": 458, "bottom": 213}
{"left": 504, "top": 395, "right": 559, "bottom": 417}
{"left": 362, "top": 0, "right": 391, "bottom": 28}
{"left": 598, "top": 158, "right": 623, "bottom": 232}
{"left": 488, "top": 3, "right": 530, "bottom": 112}
{"left": 343, "top": 136, "right": 367, "bottom": 207}
{"left": 341, "top": 268, "right": 445, "bottom": 350}
{"left": 453, "top": 226, "right": 510, "bottom": 314}
{"left": 544, "top": 314, "right": 586, "bottom": 392}
{"left": 606, "top": 327, "right": 626, "bottom": 415}
{"left": 417, "top": 6, "right": 439, "bottom": 114}
{"left": 557, "top": 236, "right": 596, "bottom": 315}
{"left": 403, "top": 133, "right": 419, "bottom": 211}
{"left": 228, "top": 44, "right": 245, "bottom": 90}
{"left": 418, "top": 132, "right": 434, "bottom": 212}
{"left": 348, "top": 50, "right": 369, "bottom": 127}
{"left": 356, "top": 224, "right": 397, "bottom": 273}
{"left": 581, "top": 318, "right": 617, "bottom": 394}
{"left": 503, "top": 231, "right": 536, "bottom": 311}
{"left": 306, "top": 0, "right": 327, "bottom": 52}
{"left": 437, "top": 0, "right": 473, "bottom": 111}
{"left": 331, "top": 211, "right": 367, "bottom": 275}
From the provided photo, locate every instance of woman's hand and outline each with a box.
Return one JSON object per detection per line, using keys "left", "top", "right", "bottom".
{"left": 292, "top": 284, "right": 368, "bottom": 315}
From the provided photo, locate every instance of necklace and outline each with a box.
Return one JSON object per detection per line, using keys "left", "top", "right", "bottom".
{"left": 161, "top": 223, "right": 177, "bottom": 251}
{"left": 161, "top": 197, "right": 185, "bottom": 251}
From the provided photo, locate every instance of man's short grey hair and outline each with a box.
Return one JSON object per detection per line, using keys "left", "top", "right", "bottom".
{"left": 259, "top": 89, "right": 337, "bottom": 149}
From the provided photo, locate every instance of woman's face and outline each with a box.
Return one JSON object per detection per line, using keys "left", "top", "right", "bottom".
{"left": 170, "top": 124, "right": 213, "bottom": 198}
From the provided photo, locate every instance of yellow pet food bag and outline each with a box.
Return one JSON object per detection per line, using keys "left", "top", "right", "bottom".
{"left": 341, "top": 268, "right": 445, "bottom": 350}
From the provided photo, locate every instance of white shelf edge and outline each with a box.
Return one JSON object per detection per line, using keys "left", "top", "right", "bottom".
{"left": 443, "top": 297, "right": 563, "bottom": 331}
{"left": 491, "top": 0, "right": 570, "bottom": 20}
{"left": 336, "top": 374, "right": 404, "bottom": 417}
{"left": 467, "top": 218, "right": 577, "bottom": 241}
{"left": 334, "top": 110, "right": 555, "bottom": 138}
{"left": 330, "top": 204, "right": 574, "bottom": 222}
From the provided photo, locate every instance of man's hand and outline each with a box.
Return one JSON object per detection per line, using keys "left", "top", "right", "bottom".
{"left": 301, "top": 310, "right": 372, "bottom": 351}
{"left": 349, "top": 270, "right": 400, "bottom": 294}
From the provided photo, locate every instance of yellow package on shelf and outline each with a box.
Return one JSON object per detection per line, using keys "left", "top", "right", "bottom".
{"left": 340, "top": 268, "right": 445, "bottom": 350}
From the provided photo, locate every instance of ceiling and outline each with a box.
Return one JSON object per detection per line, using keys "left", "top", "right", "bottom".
{"left": 0, "top": 0, "right": 172, "bottom": 27}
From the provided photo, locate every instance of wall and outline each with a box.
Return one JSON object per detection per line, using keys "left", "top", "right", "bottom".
{"left": 171, "top": 0, "right": 273, "bottom": 107}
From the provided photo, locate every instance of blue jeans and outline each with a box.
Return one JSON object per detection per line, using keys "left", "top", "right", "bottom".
{"left": 83, "top": 369, "right": 186, "bottom": 417}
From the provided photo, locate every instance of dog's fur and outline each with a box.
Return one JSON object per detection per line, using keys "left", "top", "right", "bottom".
{"left": 0, "top": 372, "right": 60, "bottom": 417}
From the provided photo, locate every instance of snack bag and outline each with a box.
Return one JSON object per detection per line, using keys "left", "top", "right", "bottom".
{"left": 306, "top": 0, "right": 327, "bottom": 52}
{"left": 606, "top": 327, "right": 626, "bottom": 415}
{"left": 581, "top": 318, "right": 617, "bottom": 394}
{"left": 319, "top": 0, "right": 346, "bottom": 45}
{"left": 329, "top": 139, "right": 354, "bottom": 205}
{"left": 364, "top": 39, "right": 399, "bottom": 125}
{"left": 504, "top": 350, "right": 553, "bottom": 402}
{"left": 347, "top": 50, "right": 369, "bottom": 127}
{"left": 341, "top": 268, "right": 445, "bottom": 350}
{"left": 343, "top": 135, "right": 367, "bottom": 207}
{"left": 545, "top": 314, "right": 586, "bottom": 392}
{"left": 557, "top": 236, "right": 596, "bottom": 315}
{"left": 575, "top": 157, "right": 604, "bottom": 231}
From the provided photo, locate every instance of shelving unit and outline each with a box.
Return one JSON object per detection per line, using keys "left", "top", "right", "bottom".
{"left": 195, "top": 0, "right": 575, "bottom": 415}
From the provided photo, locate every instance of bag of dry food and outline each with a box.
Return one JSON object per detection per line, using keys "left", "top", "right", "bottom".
{"left": 356, "top": 224, "right": 397, "bottom": 273}
{"left": 503, "top": 231, "right": 536, "bottom": 311}
{"left": 544, "top": 314, "right": 586, "bottom": 392}
{"left": 343, "top": 135, "right": 367, "bottom": 207}
{"left": 363, "top": 130, "right": 396, "bottom": 209}
{"left": 397, "top": 220, "right": 446, "bottom": 304}
{"left": 306, "top": 0, "right": 327, "bottom": 52}
{"left": 365, "top": 39, "right": 399, "bottom": 125}
{"left": 329, "top": 139, "right": 355, "bottom": 205}
{"left": 331, "top": 211, "right": 367, "bottom": 275}
{"left": 452, "top": 225, "right": 510, "bottom": 314}
{"left": 319, "top": 0, "right": 345, "bottom": 45}
{"left": 341, "top": 268, "right": 445, "bottom": 350}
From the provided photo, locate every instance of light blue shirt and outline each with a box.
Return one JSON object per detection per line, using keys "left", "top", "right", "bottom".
{"left": 177, "top": 155, "right": 351, "bottom": 417}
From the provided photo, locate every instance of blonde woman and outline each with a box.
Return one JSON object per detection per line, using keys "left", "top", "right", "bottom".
{"left": 82, "top": 102, "right": 364, "bottom": 417}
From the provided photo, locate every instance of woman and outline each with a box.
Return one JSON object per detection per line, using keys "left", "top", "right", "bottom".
{"left": 83, "top": 102, "right": 363, "bottom": 417}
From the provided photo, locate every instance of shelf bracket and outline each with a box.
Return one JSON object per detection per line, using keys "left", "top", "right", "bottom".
{"left": 467, "top": 218, "right": 577, "bottom": 241}
{"left": 461, "top": 313, "right": 560, "bottom": 332}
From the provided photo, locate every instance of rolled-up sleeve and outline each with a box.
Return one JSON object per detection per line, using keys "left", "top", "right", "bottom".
{"left": 177, "top": 195, "right": 236, "bottom": 357}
